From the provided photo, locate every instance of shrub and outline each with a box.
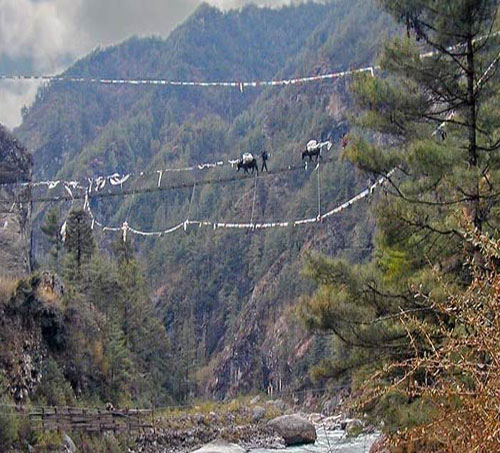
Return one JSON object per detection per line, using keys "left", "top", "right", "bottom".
{"left": 0, "top": 276, "right": 17, "bottom": 304}
{"left": 364, "top": 234, "right": 500, "bottom": 451}
{"left": 0, "top": 396, "right": 19, "bottom": 448}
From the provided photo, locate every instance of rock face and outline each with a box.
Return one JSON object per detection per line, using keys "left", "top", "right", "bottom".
{"left": 191, "top": 441, "right": 246, "bottom": 453}
{"left": 268, "top": 414, "right": 317, "bottom": 446}
{"left": 205, "top": 253, "right": 305, "bottom": 399}
{"left": 0, "top": 124, "right": 32, "bottom": 276}
{"left": 0, "top": 290, "right": 44, "bottom": 403}
{"left": 0, "top": 125, "right": 31, "bottom": 183}
{"left": 321, "top": 388, "right": 349, "bottom": 415}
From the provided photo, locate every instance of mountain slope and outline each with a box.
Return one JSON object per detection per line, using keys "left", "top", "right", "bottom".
{"left": 15, "top": 0, "right": 395, "bottom": 400}
{"left": 0, "top": 125, "right": 32, "bottom": 276}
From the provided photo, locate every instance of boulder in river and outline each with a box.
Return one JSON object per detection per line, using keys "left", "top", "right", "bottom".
{"left": 340, "top": 418, "right": 364, "bottom": 432}
{"left": 321, "top": 415, "right": 342, "bottom": 430}
{"left": 345, "top": 419, "right": 364, "bottom": 435}
{"left": 191, "top": 440, "right": 246, "bottom": 453}
{"left": 307, "top": 413, "right": 324, "bottom": 424}
{"left": 268, "top": 414, "right": 317, "bottom": 446}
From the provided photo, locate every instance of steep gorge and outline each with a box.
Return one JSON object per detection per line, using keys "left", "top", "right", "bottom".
{"left": 14, "top": 0, "right": 394, "bottom": 400}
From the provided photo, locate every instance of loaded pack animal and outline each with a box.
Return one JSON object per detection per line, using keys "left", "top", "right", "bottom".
{"left": 302, "top": 140, "right": 325, "bottom": 162}
{"left": 237, "top": 153, "right": 259, "bottom": 175}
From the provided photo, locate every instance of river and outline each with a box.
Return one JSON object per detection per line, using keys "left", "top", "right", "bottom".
{"left": 252, "top": 429, "right": 378, "bottom": 453}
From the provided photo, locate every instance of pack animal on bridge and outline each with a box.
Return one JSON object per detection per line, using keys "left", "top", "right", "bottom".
{"left": 237, "top": 153, "right": 259, "bottom": 175}
{"left": 302, "top": 140, "right": 331, "bottom": 162}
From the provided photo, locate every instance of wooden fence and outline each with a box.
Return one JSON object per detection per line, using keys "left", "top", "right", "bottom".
{"left": 28, "top": 407, "right": 154, "bottom": 433}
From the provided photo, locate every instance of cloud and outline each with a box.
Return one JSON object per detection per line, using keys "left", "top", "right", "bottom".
{"left": 0, "top": 0, "right": 309, "bottom": 129}
{"left": 0, "top": 80, "right": 42, "bottom": 129}
{"left": 77, "top": 0, "right": 200, "bottom": 46}
{"left": 0, "top": 0, "right": 81, "bottom": 71}
{"left": 209, "top": 0, "right": 295, "bottom": 7}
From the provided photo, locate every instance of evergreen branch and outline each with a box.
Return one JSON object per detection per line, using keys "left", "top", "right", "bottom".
{"left": 471, "top": 14, "right": 498, "bottom": 54}
{"left": 382, "top": 174, "right": 475, "bottom": 208}
{"left": 400, "top": 216, "right": 463, "bottom": 238}
{"left": 477, "top": 138, "right": 500, "bottom": 152}
{"left": 364, "top": 283, "right": 413, "bottom": 304}
{"left": 338, "top": 327, "right": 411, "bottom": 350}
{"left": 418, "top": 32, "right": 470, "bottom": 74}
{"left": 422, "top": 74, "right": 469, "bottom": 104}
{"left": 421, "top": 113, "right": 491, "bottom": 136}
{"left": 374, "top": 308, "right": 437, "bottom": 325}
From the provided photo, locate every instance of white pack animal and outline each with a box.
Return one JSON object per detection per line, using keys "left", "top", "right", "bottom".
{"left": 242, "top": 152, "right": 254, "bottom": 164}
{"left": 306, "top": 140, "right": 320, "bottom": 152}
{"left": 303, "top": 140, "right": 332, "bottom": 162}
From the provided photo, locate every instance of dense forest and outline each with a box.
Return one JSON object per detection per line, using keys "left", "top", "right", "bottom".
{"left": 13, "top": 0, "right": 395, "bottom": 402}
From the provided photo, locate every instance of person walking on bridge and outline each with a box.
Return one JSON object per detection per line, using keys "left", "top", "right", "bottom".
{"left": 261, "top": 150, "right": 269, "bottom": 172}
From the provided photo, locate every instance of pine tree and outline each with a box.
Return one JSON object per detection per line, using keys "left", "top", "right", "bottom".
{"left": 41, "top": 206, "right": 62, "bottom": 263}
{"left": 64, "top": 209, "right": 94, "bottom": 271}
{"left": 112, "top": 235, "right": 135, "bottom": 265}
{"left": 301, "top": 0, "right": 500, "bottom": 431}
{"left": 105, "top": 317, "right": 133, "bottom": 401}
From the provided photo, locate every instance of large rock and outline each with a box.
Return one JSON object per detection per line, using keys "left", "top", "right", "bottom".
{"left": 345, "top": 418, "right": 364, "bottom": 435}
{"left": 191, "top": 440, "right": 246, "bottom": 453}
{"left": 268, "top": 414, "right": 317, "bottom": 446}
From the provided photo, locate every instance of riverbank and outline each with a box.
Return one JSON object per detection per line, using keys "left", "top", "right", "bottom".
{"left": 8, "top": 397, "right": 379, "bottom": 452}
{"left": 131, "top": 399, "right": 378, "bottom": 453}
{"left": 132, "top": 402, "right": 286, "bottom": 453}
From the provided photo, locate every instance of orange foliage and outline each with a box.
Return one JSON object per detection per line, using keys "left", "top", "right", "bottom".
{"left": 370, "top": 233, "right": 500, "bottom": 452}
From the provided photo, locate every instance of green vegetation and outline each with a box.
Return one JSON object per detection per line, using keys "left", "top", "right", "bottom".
{"left": 1, "top": 0, "right": 498, "bottom": 451}
{"left": 0, "top": 218, "right": 173, "bottom": 450}
{"left": 3, "top": 215, "right": 173, "bottom": 403}
{"left": 15, "top": 0, "right": 395, "bottom": 401}
{"left": 63, "top": 209, "right": 95, "bottom": 274}
{"left": 0, "top": 396, "right": 20, "bottom": 448}
{"left": 40, "top": 207, "right": 62, "bottom": 264}
{"left": 301, "top": 0, "right": 500, "bottom": 448}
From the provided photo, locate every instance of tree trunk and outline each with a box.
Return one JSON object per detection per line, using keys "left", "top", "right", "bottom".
{"left": 466, "top": 26, "right": 480, "bottom": 232}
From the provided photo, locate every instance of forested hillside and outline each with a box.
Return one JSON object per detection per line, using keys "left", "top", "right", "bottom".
{"left": 14, "top": 0, "right": 395, "bottom": 401}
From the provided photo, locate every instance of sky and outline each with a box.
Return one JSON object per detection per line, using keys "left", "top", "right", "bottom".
{"left": 0, "top": 0, "right": 304, "bottom": 129}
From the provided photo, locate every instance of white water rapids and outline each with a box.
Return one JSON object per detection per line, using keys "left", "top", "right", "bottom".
{"left": 251, "top": 429, "right": 379, "bottom": 453}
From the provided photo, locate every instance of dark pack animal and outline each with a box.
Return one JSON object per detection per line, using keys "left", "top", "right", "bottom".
{"left": 302, "top": 147, "right": 322, "bottom": 162}
{"left": 237, "top": 155, "right": 259, "bottom": 175}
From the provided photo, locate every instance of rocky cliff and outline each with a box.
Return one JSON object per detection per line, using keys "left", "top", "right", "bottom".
{"left": 0, "top": 125, "right": 32, "bottom": 276}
